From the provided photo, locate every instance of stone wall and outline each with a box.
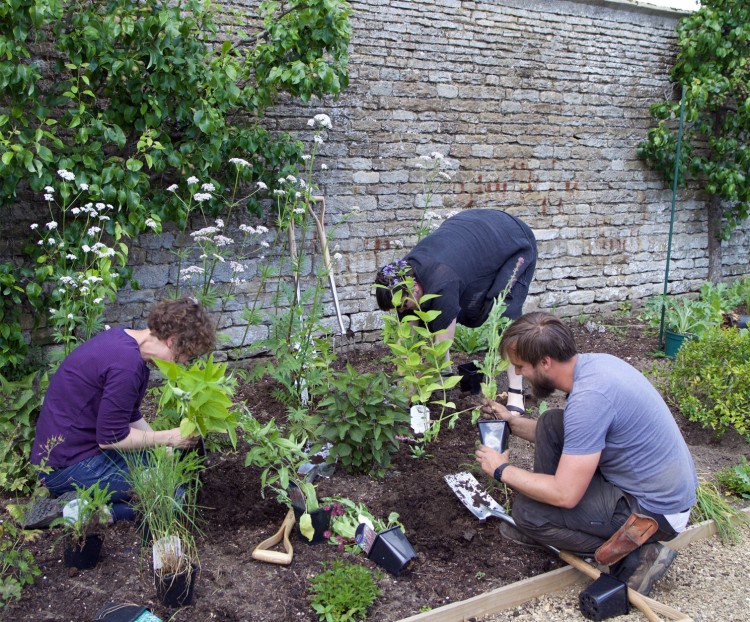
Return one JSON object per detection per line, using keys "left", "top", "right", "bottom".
{"left": 5, "top": 0, "right": 750, "bottom": 352}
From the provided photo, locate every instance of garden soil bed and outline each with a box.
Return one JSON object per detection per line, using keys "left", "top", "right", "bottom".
{"left": 3, "top": 318, "right": 748, "bottom": 622}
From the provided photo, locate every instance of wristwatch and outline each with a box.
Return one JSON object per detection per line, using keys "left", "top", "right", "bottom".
{"left": 493, "top": 463, "right": 510, "bottom": 483}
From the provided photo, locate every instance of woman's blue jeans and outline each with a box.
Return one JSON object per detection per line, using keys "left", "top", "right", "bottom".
{"left": 40, "top": 450, "right": 143, "bottom": 522}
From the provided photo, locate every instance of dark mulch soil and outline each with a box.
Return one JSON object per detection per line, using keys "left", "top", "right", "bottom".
{"left": 3, "top": 318, "right": 748, "bottom": 622}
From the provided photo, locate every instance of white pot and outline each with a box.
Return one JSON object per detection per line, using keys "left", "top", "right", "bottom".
{"left": 410, "top": 405, "right": 430, "bottom": 435}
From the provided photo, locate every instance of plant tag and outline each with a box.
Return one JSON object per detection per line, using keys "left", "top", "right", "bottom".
{"left": 410, "top": 405, "right": 430, "bottom": 435}
{"left": 153, "top": 535, "right": 182, "bottom": 571}
{"left": 355, "top": 522, "right": 377, "bottom": 555}
{"left": 62, "top": 498, "right": 87, "bottom": 525}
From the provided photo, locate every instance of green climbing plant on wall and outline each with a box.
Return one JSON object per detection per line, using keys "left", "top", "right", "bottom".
{"left": 637, "top": 0, "right": 750, "bottom": 282}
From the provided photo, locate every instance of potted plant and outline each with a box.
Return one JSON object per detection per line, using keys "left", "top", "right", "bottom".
{"left": 52, "top": 483, "right": 113, "bottom": 570}
{"left": 659, "top": 296, "right": 711, "bottom": 357}
{"left": 151, "top": 354, "right": 240, "bottom": 450}
{"left": 242, "top": 417, "right": 328, "bottom": 543}
{"left": 123, "top": 446, "right": 204, "bottom": 607}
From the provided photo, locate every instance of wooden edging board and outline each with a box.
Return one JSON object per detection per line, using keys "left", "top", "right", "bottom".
{"left": 395, "top": 507, "right": 750, "bottom": 622}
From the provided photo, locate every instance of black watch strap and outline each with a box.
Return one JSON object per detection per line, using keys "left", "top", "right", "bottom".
{"left": 493, "top": 463, "right": 510, "bottom": 482}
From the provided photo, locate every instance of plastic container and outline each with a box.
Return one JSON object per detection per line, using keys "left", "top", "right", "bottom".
{"left": 292, "top": 506, "right": 331, "bottom": 544}
{"left": 578, "top": 573, "right": 629, "bottom": 620}
{"left": 477, "top": 419, "right": 510, "bottom": 453}
{"left": 155, "top": 562, "right": 199, "bottom": 608}
{"left": 664, "top": 329, "right": 692, "bottom": 359}
{"left": 367, "top": 527, "right": 417, "bottom": 576}
{"left": 63, "top": 533, "right": 103, "bottom": 570}
{"left": 457, "top": 362, "right": 484, "bottom": 394}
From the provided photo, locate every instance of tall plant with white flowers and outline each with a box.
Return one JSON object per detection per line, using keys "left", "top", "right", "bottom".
{"left": 246, "top": 113, "right": 355, "bottom": 430}
{"left": 414, "top": 152, "right": 454, "bottom": 241}
{"left": 168, "top": 161, "right": 270, "bottom": 322}
{"left": 28, "top": 169, "right": 159, "bottom": 357}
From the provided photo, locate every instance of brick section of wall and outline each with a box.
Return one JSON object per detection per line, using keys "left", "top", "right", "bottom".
{"left": 3, "top": 0, "right": 749, "bottom": 353}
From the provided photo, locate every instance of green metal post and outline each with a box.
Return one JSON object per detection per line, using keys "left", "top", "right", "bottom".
{"left": 659, "top": 84, "right": 688, "bottom": 351}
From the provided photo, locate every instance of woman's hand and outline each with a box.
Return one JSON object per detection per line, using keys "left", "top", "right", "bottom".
{"left": 164, "top": 428, "right": 199, "bottom": 449}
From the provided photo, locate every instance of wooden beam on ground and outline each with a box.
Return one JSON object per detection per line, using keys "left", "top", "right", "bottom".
{"left": 395, "top": 507, "right": 749, "bottom": 622}
{"left": 396, "top": 566, "right": 585, "bottom": 622}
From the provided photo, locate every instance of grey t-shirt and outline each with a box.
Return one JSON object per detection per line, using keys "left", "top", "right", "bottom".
{"left": 564, "top": 353, "right": 698, "bottom": 515}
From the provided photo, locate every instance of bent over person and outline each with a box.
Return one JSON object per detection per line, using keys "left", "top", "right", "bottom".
{"left": 475, "top": 312, "right": 698, "bottom": 596}
{"left": 26, "top": 297, "right": 215, "bottom": 527}
{"left": 375, "top": 208, "right": 537, "bottom": 413}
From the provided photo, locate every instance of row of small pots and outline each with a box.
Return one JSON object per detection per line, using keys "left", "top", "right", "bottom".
{"left": 63, "top": 533, "right": 198, "bottom": 608}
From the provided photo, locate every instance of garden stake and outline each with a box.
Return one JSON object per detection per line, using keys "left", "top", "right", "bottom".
{"left": 444, "top": 473, "right": 692, "bottom": 622}
{"left": 307, "top": 196, "right": 349, "bottom": 337}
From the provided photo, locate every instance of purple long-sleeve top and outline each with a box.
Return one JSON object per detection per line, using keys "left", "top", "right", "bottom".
{"left": 31, "top": 328, "right": 149, "bottom": 469}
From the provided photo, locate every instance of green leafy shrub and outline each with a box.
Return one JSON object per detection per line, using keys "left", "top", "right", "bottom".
{"left": 0, "top": 263, "right": 29, "bottom": 373}
{"left": 452, "top": 324, "right": 489, "bottom": 354}
{"left": 152, "top": 355, "right": 239, "bottom": 448}
{"left": 0, "top": 0, "right": 351, "bottom": 220}
{"left": 309, "top": 560, "right": 381, "bottom": 622}
{"left": 242, "top": 416, "right": 322, "bottom": 541}
{"left": 0, "top": 522, "right": 40, "bottom": 606}
{"left": 0, "top": 371, "right": 46, "bottom": 494}
{"left": 717, "top": 457, "right": 750, "bottom": 500}
{"left": 665, "top": 326, "right": 750, "bottom": 440}
{"left": 311, "top": 365, "right": 411, "bottom": 478}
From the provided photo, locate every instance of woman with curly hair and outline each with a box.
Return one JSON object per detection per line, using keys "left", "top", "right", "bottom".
{"left": 27, "top": 298, "right": 215, "bottom": 527}
{"left": 375, "top": 209, "right": 537, "bottom": 413}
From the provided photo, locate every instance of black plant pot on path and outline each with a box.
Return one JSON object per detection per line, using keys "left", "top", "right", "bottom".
{"left": 155, "top": 562, "right": 199, "bottom": 608}
{"left": 63, "top": 533, "right": 103, "bottom": 570}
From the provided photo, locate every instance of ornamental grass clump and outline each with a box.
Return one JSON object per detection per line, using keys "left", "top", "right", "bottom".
{"left": 692, "top": 481, "right": 750, "bottom": 545}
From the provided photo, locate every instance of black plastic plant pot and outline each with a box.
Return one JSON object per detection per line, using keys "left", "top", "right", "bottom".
{"left": 292, "top": 506, "right": 331, "bottom": 544}
{"left": 457, "top": 362, "right": 484, "bottom": 394}
{"left": 477, "top": 419, "right": 510, "bottom": 454}
{"left": 726, "top": 314, "right": 749, "bottom": 329}
{"left": 367, "top": 527, "right": 417, "bottom": 576}
{"left": 578, "top": 573, "right": 629, "bottom": 620}
{"left": 155, "top": 562, "right": 199, "bottom": 608}
{"left": 63, "top": 533, "right": 103, "bottom": 570}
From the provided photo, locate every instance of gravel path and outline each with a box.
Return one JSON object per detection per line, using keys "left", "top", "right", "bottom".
{"left": 481, "top": 526, "right": 750, "bottom": 622}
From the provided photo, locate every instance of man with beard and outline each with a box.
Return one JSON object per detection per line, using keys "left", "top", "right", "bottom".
{"left": 475, "top": 312, "right": 697, "bottom": 597}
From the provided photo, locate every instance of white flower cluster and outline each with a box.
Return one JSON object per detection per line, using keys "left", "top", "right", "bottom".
{"left": 238, "top": 224, "right": 269, "bottom": 235}
{"left": 307, "top": 113, "right": 332, "bottom": 129}
{"left": 180, "top": 265, "right": 205, "bottom": 281}
{"left": 57, "top": 169, "right": 76, "bottom": 181}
